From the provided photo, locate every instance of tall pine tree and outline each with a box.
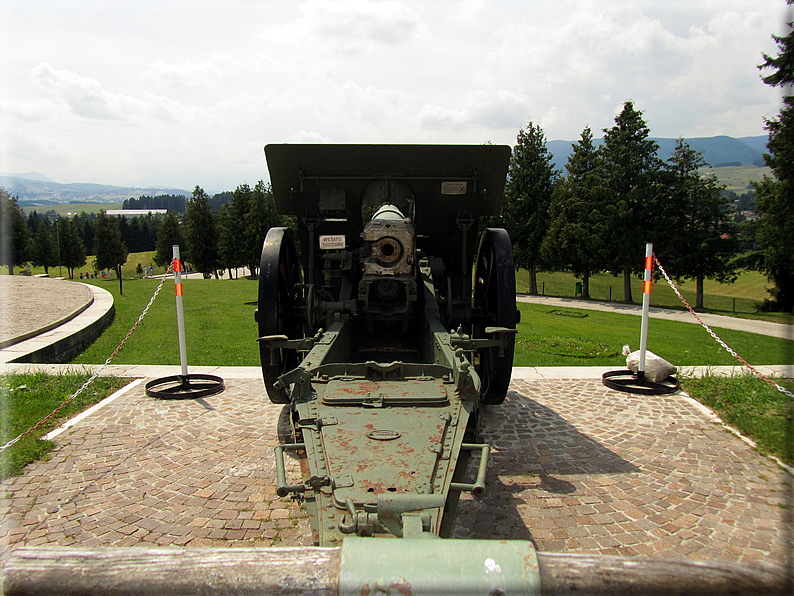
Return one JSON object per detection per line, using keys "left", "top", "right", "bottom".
{"left": 57, "top": 216, "right": 87, "bottom": 279}
{"left": 95, "top": 210, "right": 129, "bottom": 294}
{"left": 155, "top": 212, "right": 184, "bottom": 271}
{"left": 655, "top": 140, "right": 740, "bottom": 309}
{"left": 245, "top": 181, "right": 281, "bottom": 278}
{"left": 542, "top": 127, "right": 611, "bottom": 298}
{"left": 601, "top": 101, "right": 663, "bottom": 302}
{"left": 29, "top": 218, "right": 58, "bottom": 275}
{"left": 218, "top": 183, "right": 253, "bottom": 278}
{"left": 751, "top": 5, "right": 794, "bottom": 310}
{"left": 185, "top": 186, "right": 220, "bottom": 278}
{"left": 0, "top": 190, "right": 29, "bottom": 274}
{"left": 502, "top": 122, "right": 559, "bottom": 295}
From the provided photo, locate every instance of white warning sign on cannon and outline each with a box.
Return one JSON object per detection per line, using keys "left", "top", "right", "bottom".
{"left": 319, "top": 235, "right": 346, "bottom": 250}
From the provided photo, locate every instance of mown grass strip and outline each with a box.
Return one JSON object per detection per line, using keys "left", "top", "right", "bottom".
{"left": 69, "top": 278, "right": 793, "bottom": 368}
{"left": 682, "top": 373, "right": 794, "bottom": 467}
{"left": 513, "top": 304, "right": 793, "bottom": 368}
{"left": 0, "top": 372, "right": 129, "bottom": 478}
{"left": 70, "top": 277, "right": 260, "bottom": 367}
{"left": 519, "top": 269, "right": 792, "bottom": 324}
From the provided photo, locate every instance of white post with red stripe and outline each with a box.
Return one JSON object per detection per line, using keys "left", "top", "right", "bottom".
{"left": 638, "top": 242, "right": 653, "bottom": 380}
{"left": 173, "top": 245, "right": 188, "bottom": 377}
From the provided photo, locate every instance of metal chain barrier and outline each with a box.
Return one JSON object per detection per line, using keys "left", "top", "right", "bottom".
{"left": 0, "top": 261, "right": 175, "bottom": 452}
{"left": 653, "top": 254, "right": 794, "bottom": 400}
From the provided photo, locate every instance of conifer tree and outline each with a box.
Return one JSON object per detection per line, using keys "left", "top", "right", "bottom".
{"left": 655, "top": 139, "right": 740, "bottom": 309}
{"left": 751, "top": 3, "right": 794, "bottom": 310}
{"left": 94, "top": 210, "right": 129, "bottom": 294}
{"left": 155, "top": 212, "right": 184, "bottom": 270}
{"left": 245, "top": 181, "right": 281, "bottom": 278}
{"left": 601, "top": 101, "right": 663, "bottom": 302}
{"left": 0, "top": 190, "right": 29, "bottom": 274}
{"left": 57, "top": 216, "right": 87, "bottom": 279}
{"left": 542, "top": 126, "right": 610, "bottom": 298}
{"left": 185, "top": 186, "right": 220, "bottom": 278}
{"left": 218, "top": 183, "right": 253, "bottom": 278}
{"left": 502, "top": 121, "right": 559, "bottom": 295}
{"left": 30, "top": 218, "right": 58, "bottom": 275}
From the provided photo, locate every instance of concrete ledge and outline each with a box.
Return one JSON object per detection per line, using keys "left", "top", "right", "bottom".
{"left": 0, "top": 295, "right": 94, "bottom": 350}
{"left": 1, "top": 284, "right": 115, "bottom": 365}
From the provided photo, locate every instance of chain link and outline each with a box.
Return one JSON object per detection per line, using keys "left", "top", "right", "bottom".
{"left": 653, "top": 255, "right": 794, "bottom": 400}
{"left": 0, "top": 262, "right": 175, "bottom": 452}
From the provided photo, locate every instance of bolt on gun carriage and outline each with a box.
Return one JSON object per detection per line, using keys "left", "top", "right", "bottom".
{"left": 255, "top": 144, "right": 518, "bottom": 546}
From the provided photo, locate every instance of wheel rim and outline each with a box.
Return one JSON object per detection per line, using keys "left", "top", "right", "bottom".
{"left": 473, "top": 228, "right": 516, "bottom": 405}
{"left": 258, "top": 227, "right": 303, "bottom": 404}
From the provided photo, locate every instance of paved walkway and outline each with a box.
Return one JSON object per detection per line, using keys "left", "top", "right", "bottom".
{"left": 0, "top": 368, "right": 789, "bottom": 570}
{"left": 0, "top": 277, "right": 791, "bottom": 572}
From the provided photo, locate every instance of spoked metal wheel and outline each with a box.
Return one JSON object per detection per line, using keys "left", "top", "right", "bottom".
{"left": 258, "top": 227, "right": 303, "bottom": 404}
{"left": 473, "top": 228, "right": 517, "bottom": 405}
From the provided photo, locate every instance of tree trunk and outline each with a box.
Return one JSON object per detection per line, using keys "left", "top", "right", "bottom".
{"left": 43, "top": 265, "right": 49, "bottom": 275}
{"left": 582, "top": 271, "right": 591, "bottom": 299}
{"left": 8, "top": 264, "right": 13, "bottom": 275}
{"left": 696, "top": 275, "right": 704, "bottom": 310}
{"left": 623, "top": 268, "right": 632, "bottom": 303}
{"left": 117, "top": 264, "right": 123, "bottom": 296}
{"left": 528, "top": 262, "right": 538, "bottom": 295}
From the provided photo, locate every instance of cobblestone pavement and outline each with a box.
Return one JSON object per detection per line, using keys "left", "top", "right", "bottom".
{"left": 0, "top": 277, "right": 92, "bottom": 346}
{"left": 1, "top": 377, "right": 790, "bottom": 569}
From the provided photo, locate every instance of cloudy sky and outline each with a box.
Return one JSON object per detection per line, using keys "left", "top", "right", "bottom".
{"left": 1, "top": 0, "right": 785, "bottom": 192}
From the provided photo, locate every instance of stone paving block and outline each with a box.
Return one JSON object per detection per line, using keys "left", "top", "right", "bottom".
{"left": 0, "top": 377, "right": 790, "bottom": 571}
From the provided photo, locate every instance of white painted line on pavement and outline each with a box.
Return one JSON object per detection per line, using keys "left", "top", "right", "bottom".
{"left": 43, "top": 378, "right": 144, "bottom": 441}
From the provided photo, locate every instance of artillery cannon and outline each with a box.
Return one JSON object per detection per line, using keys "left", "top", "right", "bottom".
{"left": 2, "top": 144, "right": 786, "bottom": 593}
{"left": 256, "top": 144, "right": 518, "bottom": 546}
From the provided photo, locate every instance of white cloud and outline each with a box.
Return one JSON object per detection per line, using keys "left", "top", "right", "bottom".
{"left": 141, "top": 55, "right": 238, "bottom": 87}
{"left": 449, "top": 0, "right": 486, "bottom": 27}
{"left": 29, "top": 62, "right": 206, "bottom": 123}
{"left": 264, "top": 0, "right": 427, "bottom": 56}
{"left": 2, "top": 129, "right": 73, "bottom": 165}
{"left": 1, "top": 0, "right": 782, "bottom": 186}
{"left": 470, "top": 1, "right": 779, "bottom": 139}
{"left": 286, "top": 130, "right": 334, "bottom": 143}
{"left": 419, "top": 90, "right": 527, "bottom": 131}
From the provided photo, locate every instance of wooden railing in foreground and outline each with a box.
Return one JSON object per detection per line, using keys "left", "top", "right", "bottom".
{"left": 3, "top": 545, "right": 789, "bottom": 595}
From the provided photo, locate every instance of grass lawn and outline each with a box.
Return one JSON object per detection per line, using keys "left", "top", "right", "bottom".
{"left": 514, "top": 303, "right": 792, "bottom": 367}
{"left": 0, "top": 250, "right": 165, "bottom": 279}
{"left": 682, "top": 373, "right": 794, "bottom": 466}
{"left": 67, "top": 273, "right": 794, "bottom": 369}
{"left": 0, "top": 372, "right": 129, "bottom": 478}
{"left": 521, "top": 269, "right": 792, "bottom": 324}
{"left": 70, "top": 276, "right": 261, "bottom": 367}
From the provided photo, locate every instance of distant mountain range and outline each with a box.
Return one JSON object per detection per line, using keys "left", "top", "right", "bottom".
{"left": 1, "top": 135, "right": 770, "bottom": 206}
{"left": 547, "top": 135, "right": 768, "bottom": 172}
{"left": 0, "top": 174, "right": 191, "bottom": 208}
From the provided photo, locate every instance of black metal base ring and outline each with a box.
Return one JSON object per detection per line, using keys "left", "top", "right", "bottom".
{"left": 602, "top": 369, "right": 680, "bottom": 395}
{"left": 145, "top": 374, "right": 225, "bottom": 399}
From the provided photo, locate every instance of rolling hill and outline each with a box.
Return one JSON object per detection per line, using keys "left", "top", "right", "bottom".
{"left": 0, "top": 174, "right": 191, "bottom": 208}
{"left": 2, "top": 134, "right": 771, "bottom": 206}
{"left": 547, "top": 135, "right": 768, "bottom": 172}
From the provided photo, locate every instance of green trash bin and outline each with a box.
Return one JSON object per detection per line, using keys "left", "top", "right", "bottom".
{"left": 575, "top": 281, "right": 582, "bottom": 297}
